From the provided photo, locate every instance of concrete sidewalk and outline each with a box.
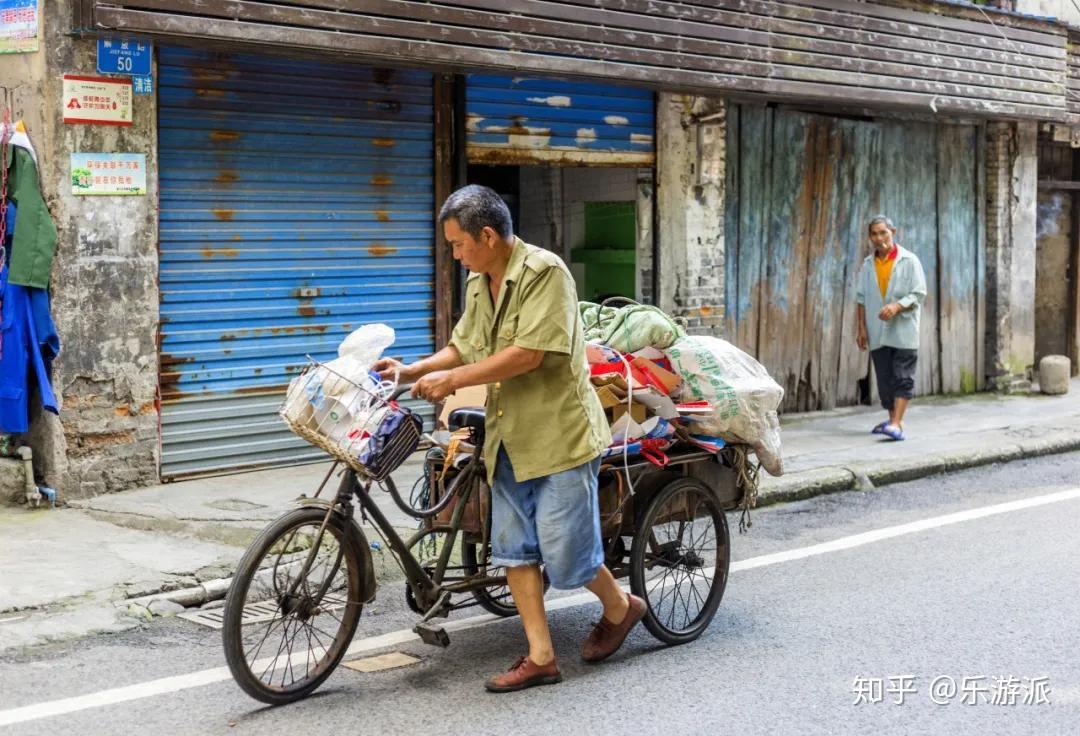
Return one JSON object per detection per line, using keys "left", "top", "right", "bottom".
{"left": 3, "top": 379, "right": 1079, "bottom": 651}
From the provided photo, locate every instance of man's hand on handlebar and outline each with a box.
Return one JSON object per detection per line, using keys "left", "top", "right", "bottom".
{"left": 412, "top": 370, "right": 457, "bottom": 403}
{"left": 373, "top": 357, "right": 415, "bottom": 383}
{"left": 373, "top": 358, "right": 457, "bottom": 403}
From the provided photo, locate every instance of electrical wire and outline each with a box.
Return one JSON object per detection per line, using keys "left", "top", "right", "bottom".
{"left": 973, "top": 3, "right": 1080, "bottom": 107}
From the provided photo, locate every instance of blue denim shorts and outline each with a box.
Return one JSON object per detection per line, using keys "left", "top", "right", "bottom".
{"left": 489, "top": 446, "right": 604, "bottom": 590}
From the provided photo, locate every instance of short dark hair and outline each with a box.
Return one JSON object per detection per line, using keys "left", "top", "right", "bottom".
{"left": 438, "top": 184, "right": 514, "bottom": 240}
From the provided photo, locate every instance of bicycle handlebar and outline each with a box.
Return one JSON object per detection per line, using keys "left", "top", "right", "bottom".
{"left": 390, "top": 383, "right": 414, "bottom": 401}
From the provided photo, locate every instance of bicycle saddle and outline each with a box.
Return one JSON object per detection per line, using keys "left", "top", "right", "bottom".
{"left": 447, "top": 407, "right": 486, "bottom": 441}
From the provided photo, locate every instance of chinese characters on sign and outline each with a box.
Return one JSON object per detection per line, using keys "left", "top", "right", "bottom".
{"left": 0, "top": 0, "right": 38, "bottom": 54}
{"left": 852, "top": 675, "right": 1052, "bottom": 706}
{"left": 71, "top": 153, "right": 147, "bottom": 196}
{"left": 132, "top": 75, "right": 153, "bottom": 96}
{"left": 96, "top": 38, "right": 153, "bottom": 76}
{"left": 62, "top": 76, "right": 133, "bottom": 126}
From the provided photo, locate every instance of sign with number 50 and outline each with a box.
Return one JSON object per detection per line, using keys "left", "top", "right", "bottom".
{"left": 97, "top": 38, "right": 152, "bottom": 76}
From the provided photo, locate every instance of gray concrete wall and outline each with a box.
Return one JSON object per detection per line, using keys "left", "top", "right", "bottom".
{"left": 655, "top": 93, "right": 725, "bottom": 335}
{"left": 1035, "top": 189, "right": 1072, "bottom": 362}
{"left": 986, "top": 120, "right": 1039, "bottom": 389}
{"left": 3, "top": 1, "right": 161, "bottom": 498}
{"left": 516, "top": 166, "right": 560, "bottom": 253}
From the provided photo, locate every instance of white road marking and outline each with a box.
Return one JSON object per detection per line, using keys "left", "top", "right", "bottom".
{"left": 2, "top": 486, "right": 1078, "bottom": 727}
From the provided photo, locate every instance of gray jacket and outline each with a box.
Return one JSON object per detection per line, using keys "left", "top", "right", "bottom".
{"left": 855, "top": 246, "right": 927, "bottom": 351}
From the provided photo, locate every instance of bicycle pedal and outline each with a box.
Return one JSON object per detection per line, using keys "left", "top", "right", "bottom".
{"left": 413, "top": 622, "right": 451, "bottom": 648}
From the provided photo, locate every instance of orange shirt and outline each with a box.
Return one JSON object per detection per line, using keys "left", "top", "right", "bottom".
{"left": 874, "top": 245, "right": 899, "bottom": 298}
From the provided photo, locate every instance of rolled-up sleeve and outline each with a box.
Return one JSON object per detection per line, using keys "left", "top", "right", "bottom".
{"left": 513, "top": 267, "right": 575, "bottom": 355}
{"left": 896, "top": 259, "right": 927, "bottom": 309}
{"left": 855, "top": 261, "right": 866, "bottom": 306}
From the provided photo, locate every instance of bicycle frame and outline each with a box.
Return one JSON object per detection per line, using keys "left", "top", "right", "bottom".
{"left": 316, "top": 439, "right": 507, "bottom": 620}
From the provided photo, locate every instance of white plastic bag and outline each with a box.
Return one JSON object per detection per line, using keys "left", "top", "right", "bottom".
{"left": 664, "top": 336, "right": 785, "bottom": 476}
{"left": 324, "top": 323, "right": 396, "bottom": 395}
{"left": 281, "top": 323, "right": 396, "bottom": 438}
{"left": 339, "top": 324, "right": 396, "bottom": 364}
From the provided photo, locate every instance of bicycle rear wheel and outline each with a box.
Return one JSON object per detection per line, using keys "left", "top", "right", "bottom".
{"left": 222, "top": 507, "right": 366, "bottom": 705}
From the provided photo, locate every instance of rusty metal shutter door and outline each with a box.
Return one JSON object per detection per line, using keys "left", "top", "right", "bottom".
{"left": 158, "top": 48, "right": 434, "bottom": 478}
{"left": 466, "top": 75, "right": 654, "bottom": 167}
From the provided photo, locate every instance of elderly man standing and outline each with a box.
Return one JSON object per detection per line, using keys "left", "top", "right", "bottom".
{"left": 375, "top": 185, "right": 645, "bottom": 693}
{"left": 855, "top": 216, "right": 927, "bottom": 441}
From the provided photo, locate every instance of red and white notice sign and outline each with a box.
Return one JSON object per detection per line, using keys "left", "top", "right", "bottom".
{"left": 62, "top": 75, "right": 132, "bottom": 126}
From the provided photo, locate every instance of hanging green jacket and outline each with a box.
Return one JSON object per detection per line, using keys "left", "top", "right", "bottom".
{"left": 5, "top": 142, "right": 57, "bottom": 289}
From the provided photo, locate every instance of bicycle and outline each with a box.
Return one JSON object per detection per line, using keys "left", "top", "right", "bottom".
{"left": 222, "top": 383, "right": 748, "bottom": 705}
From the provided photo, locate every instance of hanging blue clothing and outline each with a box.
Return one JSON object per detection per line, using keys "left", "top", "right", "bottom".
{"left": 1, "top": 202, "right": 60, "bottom": 433}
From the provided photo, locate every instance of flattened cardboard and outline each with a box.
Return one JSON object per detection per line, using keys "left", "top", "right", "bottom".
{"left": 632, "top": 387, "right": 679, "bottom": 420}
{"left": 632, "top": 357, "right": 682, "bottom": 396}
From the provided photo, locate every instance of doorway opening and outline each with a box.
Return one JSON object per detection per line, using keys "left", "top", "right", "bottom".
{"left": 467, "top": 164, "right": 653, "bottom": 303}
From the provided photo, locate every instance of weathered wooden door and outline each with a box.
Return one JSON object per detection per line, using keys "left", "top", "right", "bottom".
{"left": 725, "top": 105, "right": 984, "bottom": 411}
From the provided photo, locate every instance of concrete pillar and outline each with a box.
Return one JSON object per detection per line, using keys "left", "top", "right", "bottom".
{"left": 985, "top": 121, "right": 1038, "bottom": 391}
{"left": 635, "top": 170, "right": 654, "bottom": 305}
{"left": 655, "top": 93, "right": 725, "bottom": 335}
{"left": 1, "top": 1, "right": 161, "bottom": 497}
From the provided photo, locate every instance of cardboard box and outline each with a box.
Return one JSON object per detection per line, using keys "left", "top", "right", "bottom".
{"left": 594, "top": 384, "right": 625, "bottom": 410}
{"left": 611, "top": 401, "right": 647, "bottom": 424}
{"left": 592, "top": 373, "right": 629, "bottom": 396}
{"left": 438, "top": 384, "right": 488, "bottom": 428}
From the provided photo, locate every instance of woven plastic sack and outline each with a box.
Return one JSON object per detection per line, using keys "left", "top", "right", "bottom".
{"left": 664, "top": 336, "right": 785, "bottom": 476}
{"left": 580, "top": 302, "right": 686, "bottom": 353}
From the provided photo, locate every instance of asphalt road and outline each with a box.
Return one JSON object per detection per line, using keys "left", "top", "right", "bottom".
{"left": 3, "top": 452, "right": 1080, "bottom": 736}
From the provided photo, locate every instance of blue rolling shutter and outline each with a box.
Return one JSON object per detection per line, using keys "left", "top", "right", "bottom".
{"left": 466, "top": 75, "right": 654, "bottom": 166}
{"left": 158, "top": 48, "right": 434, "bottom": 478}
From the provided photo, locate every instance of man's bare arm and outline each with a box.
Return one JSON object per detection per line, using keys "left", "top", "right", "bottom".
{"left": 451, "top": 346, "right": 543, "bottom": 389}
{"left": 413, "top": 346, "right": 544, "bottom": 403}
{"left": 374, "top": 344, "right": 463, "bottom": 383}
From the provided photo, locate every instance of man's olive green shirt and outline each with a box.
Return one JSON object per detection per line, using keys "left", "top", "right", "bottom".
{"left": 450, "top": 237, "right": 611, "bottom": 483}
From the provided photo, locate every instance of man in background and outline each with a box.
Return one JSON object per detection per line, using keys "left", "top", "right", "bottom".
{"left": 855, "top": 216, "right": 927, "bottom": 441}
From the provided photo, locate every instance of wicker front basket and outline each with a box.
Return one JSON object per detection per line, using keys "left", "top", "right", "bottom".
{"left": 279, "top": 360, "right": 423, "bottom": 482}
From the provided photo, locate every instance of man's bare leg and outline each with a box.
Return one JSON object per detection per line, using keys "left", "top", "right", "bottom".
{"left": 584, "top": 565, "right": 630, "bottom": 624}
{"left": 506, "top": 565, "right": 555, "bottom": 665}
{"left": 892, "top": 397, "right": 910, "bottom": 429}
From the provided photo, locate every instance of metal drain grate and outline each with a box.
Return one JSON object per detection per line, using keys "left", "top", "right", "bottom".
{"left": 178, "top": 594, "right": 348, "bottom": 630}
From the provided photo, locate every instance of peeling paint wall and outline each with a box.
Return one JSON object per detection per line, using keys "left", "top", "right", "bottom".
{"left": 6, "top": 1, "right": 160, "bottom": 497}
{"left": 986, "top": 121, "right": 1039, "bottom": 388}
{"left": 656, "top": 93, "right": 725, "bottom": 335}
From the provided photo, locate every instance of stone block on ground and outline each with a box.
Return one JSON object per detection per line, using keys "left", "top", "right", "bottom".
{"left": 1039, "top": 355, "right": 1071, "bottom": 395}
{"left": 148, "top": 599, "right": 186, "bottom": 617}
{"left": 0, "top": 457, "right": 27, "bottom": 505}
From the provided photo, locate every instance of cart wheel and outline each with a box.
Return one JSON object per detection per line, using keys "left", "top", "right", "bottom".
{"left": 629, "top": 477, "right": 730, "bottom": 645}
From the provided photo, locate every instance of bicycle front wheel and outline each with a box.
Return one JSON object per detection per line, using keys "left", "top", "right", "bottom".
{"left": 222, "top": 506, "right": 366, "bottom": 705}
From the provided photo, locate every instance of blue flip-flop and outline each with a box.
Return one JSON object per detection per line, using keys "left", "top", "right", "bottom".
{"left": 881, "top": 425, "right": 905, "bottom": 441}
{"left": 871, "top": 422, "right": 888, "bottom": 435}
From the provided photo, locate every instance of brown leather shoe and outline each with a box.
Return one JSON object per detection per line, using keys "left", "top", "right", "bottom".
{"left": 484, "top": 656, "right": 563, "bottom": 693}
{"left": 581, "top": 594, "right": 646, "bottom": 663}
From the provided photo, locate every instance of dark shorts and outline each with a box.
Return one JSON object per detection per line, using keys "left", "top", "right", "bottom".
{"left": 871, "top": 347, "right": 917, "bottom": 410}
